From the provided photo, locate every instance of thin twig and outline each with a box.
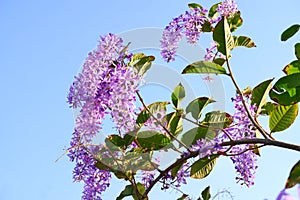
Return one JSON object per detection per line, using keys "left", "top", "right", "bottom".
{"left": 225, "top": 57, "right": 270, "bottom": 139}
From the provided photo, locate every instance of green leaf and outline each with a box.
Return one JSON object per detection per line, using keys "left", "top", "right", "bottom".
{"left": 227, "top": 11, "right": 243, "bottom": 32}
{"left": 165, "top": 111, "right": 183, "bottom": 136}
{"left": 269, "top": 104, "right": 298, "bottom": 132}
{"left": 281, "top": 24, "right": 300, "bottom": 41}
{"left": 177, "top": 194, "right": 189, "bottom": 200}
{"left": 269, "top": 73, "right": 300, "bottom": 105}
{"left": 201, "top": 111, "right": 233, "bottom": 129}
{"left": 260, "top": 102, "right": 276, "bottom": 115}
{"left": 131, "top": 54, "right": 155, "bottom": 76}
{"left": 186, "top": 97, "right": 215, "bottom": 120}
{"left": 190, "top": 155, "right": 219, "bottom": 179}
{"left": 136, "top": 101, "right": 170, "bottom": 126}
{"left": 201, "top": 186, "right": 211, "bottom": 200}
{"left": 172, "top": 83, "right": 186, "bottom": 108}
{"left": 283, "top": 60, "right": 300, "bottom": 75}
{"left": 181, "top": 127, "right": 217, "bottom": 147}
{"left": 251, "top": 78, "right": 274, "bottom": 114}
{"left": 136, "top": 131, "right": 171, "bottom": 150}
{"left": 123, "top": 134, "right": 135, "bottom": 147}
{"left": 213, "top": 17, "right": 234, "bottom": 57}
{"left": 116, "top": 185, "right": 134, "bottom": 200}
{"left": 285, "top": 160, "right": 300, "bottom": 188}
{"left": 295, "top": 43, "right": 300, "bottom": 60}
{"left": 213, "top": 58, "right": 226, "bottom": 66}
{"left": 116, "top": 183, "right": 147, "bottom": 200}
{"left": 188, "top": 3, "right": 202, "bottom": 9}
{"left": 202, "top": 20, "right": 213, "bottom": 32}
{"left": 107, "top": 134, "right": 125, "bottom": 149}
{"left": 233, "top": 36, "right": 256, "bottom": 48}
{"left": 182, "top": 61, "right": 227, "bottom": 75}
{"left": 135, "top": 183, "right": 146, "bottom": 200}
{"left": 208, "top": 3, "right": 220, "bottom": 18}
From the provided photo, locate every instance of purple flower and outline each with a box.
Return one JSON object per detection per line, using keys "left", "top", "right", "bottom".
{"left": 160, "top": 7, "right": 208, "bottom": 62}
{"left": 67, "top": 33, "right": 142, "bottom": 199}
{"left": 68, "top": 130, "right": 111, "bottom": 200}
{"left": 141, "top": 170, "right": 156, "bottom": 188}
{"left": 160, "top": 15, "right": 184, "bottom": 62}
{"left": 204, "top": 42, "right": 218, "bottom": 61}
{"left": 183, "top": 8, "right": 208, "bottom": 44}
{"left": 222, "top": 94, "right": 258, "bottom": 187}
{"left": 191, "top": 138, "right": 220, "bottom": 158}
{"left": 68, "top": 33, "right": 141, "bottom": 142}
{"left": 217, "top": 0, "right": 238, "bottom": 18}
{"left": 161, "top": 161, "right": 190, "bottom": 190}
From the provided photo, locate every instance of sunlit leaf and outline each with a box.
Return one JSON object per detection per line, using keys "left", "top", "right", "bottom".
{"left": 190, "top": 155, "right": 219, "bottom": 179}
{"left": 251, "top": 78, "right": 274, "bottom": 114}
{"left": 269, "top": 104, "right": 298, "bottom": 132}
{"left": 182, "top": 61, "right": 227, "bottom": 75}
{"left": 227, "top": 11, "right": 243, "bottom": 32}
{"left": 131, "top": 54, "right": 155, "bottom": 76}
{"left": 201, "top": 111, "right": 233, "bottom": 129}
{"left": 283, "top": 60, "right": 300, "bottom": 75}
{"left": 136, "top": 131, "right": 171, "bottom": 150}
{"left": 165, "top": 111, "right": 183, "bottom": 136}
{"left": 136, "top": 101, "right": 170, "bottom": 126}
{"left": 186, "top": 97, "right": 215, "bottom": 120}
{"left": 213, "top": 17, "right": 234, "bottom": 57}
{"left": 233, "top": 36, "right": 256, "bottom": 48}
{"left": 171, "top": 83, "right": 186, "bottom": 108}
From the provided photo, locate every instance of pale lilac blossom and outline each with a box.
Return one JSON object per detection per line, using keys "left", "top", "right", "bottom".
{"left": 160, "top": 8, "right": 207, "bottom": 62}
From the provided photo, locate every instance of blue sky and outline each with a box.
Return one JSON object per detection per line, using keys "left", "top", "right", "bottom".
{"left": 0, "top": 0, "right": 300, "bottom": 199}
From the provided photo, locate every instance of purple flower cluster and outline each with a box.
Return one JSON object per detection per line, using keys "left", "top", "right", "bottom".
{"left": 68, "top": 33, "right": 141, "bottom": 141}
{"left": 160, "top": 7, "right": 207, "bottom": 62}
{"left": 223, "top": 94, "right": 258, "bottom": 187}
{"left": 160, "top": 1, "right": 239, "bottom": 62}
{"left": 68, "top": 131, "right": 111, "bottom": 200}
{"left": 67, "top": 34, "right": 142, "bottom": 199}
{"left": 217, "top": 0, "right": 238, "bottom": 18}
{"left": 141, "top": 170, "right": 156, "bottom": 188}
{"left": 204, "top": 42, "right": 218, "bottom": 61}
{"left": 161, "top": 161, "right": 190, "bottom": 190}
{"left": 191, "top": 138, "right": 220, "bottom": 158}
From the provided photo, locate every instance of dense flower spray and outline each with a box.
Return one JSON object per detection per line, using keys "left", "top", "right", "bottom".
{"left": 222, "top": 94, "right": 258, "bottom": 187}
{"left": 160, "top": 0, "right": 238, "bottom": 62}
{"left": 67, "top": 33, "right": 142, "bottom": 199}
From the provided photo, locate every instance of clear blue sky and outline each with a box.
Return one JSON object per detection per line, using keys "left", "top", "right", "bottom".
{"left": 0, "top": 0, "right": 300, "bottom": 199}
